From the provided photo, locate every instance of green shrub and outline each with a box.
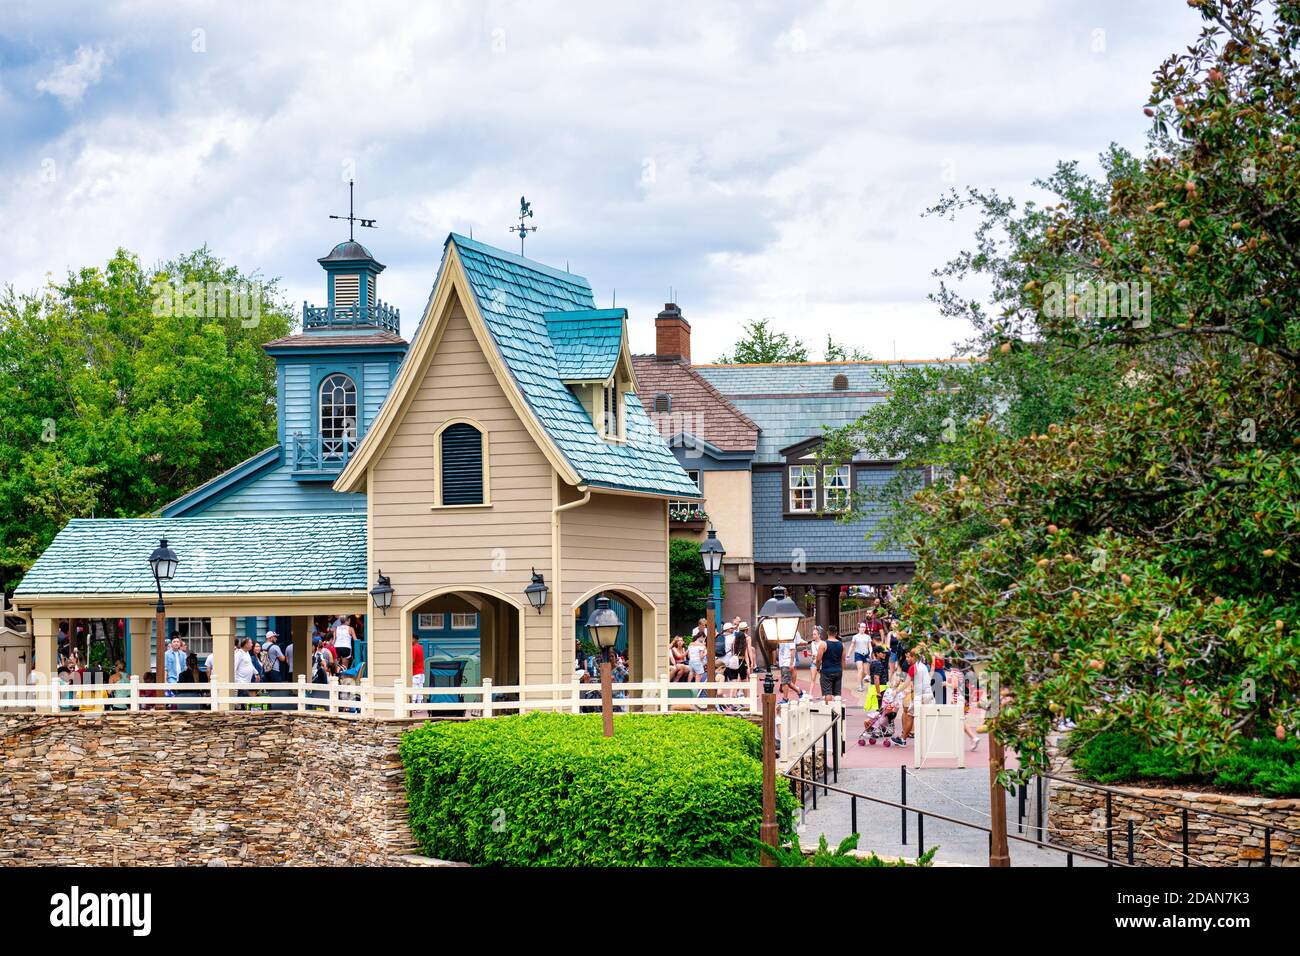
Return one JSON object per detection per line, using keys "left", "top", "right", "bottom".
{"left": 1071, "top": 730, "right": 1300, "bottom": 797}
{"left": 399, "top": 712, "right": 796, "bottom": 866}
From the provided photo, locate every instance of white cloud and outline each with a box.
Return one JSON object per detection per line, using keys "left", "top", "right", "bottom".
{"left": 35, "top": 44, "right": 110, "bottom": 107}
{"left": 2, "top": 1, "right": 1199, "bottom": 360}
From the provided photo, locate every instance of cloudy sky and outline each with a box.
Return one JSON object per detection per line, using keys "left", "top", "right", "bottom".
{"left": 1, "top": 1, "right": 1197, "bottom": 361}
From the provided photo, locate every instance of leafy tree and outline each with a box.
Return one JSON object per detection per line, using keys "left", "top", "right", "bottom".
{"left": 0, "top": 246, "right": 294, "bottom": 591}
{"left": 714, "top": 318, "right": 808, "bottom": 363}
{"left": 822, "top": 335, "right": 873, "bottom": 362}
{"left": 668, "top": 537, "right": 722, "bottom": 636}
{"left": 827, "top": 0, "right": 1300, "bottom": 779}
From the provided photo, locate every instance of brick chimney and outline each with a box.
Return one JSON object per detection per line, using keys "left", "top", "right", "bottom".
{"left": 655, "top": 303, "right": 691, "bottom": 363}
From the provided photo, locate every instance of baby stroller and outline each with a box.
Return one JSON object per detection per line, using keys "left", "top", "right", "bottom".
{"left": 858, "top": 706, "right": 896, "bottom": 746}
{"left": 858, "top": 688, "right": 898, "bottom": 746}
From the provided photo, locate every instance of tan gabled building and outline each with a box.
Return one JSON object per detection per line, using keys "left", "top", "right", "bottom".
{"left": 14, "top": 234, "right": 699, "bottom": 696}
{"left": 333, "top": 234, "right": 701, "bottom": 689}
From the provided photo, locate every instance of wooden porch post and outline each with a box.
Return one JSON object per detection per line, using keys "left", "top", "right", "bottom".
{"left": 32, "top": 615, "right": 57, "bottom": 682}
{"left": 128, "top": 617, "right": 152, "bottom": 677}
{"left": 209, "top": 616, "right": 234, "bottom": 711}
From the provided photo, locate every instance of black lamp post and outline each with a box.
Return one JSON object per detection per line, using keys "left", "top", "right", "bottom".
{"left": 370, "top": 570, "right": 394, "bottom": 615}
{"left": 756, "top": 583, "right": 803, "bottom": 865}
{"left": 698, "top": 528, "right": 725, "bottom": 699}
{"left": 148, "top": 538, "right": 179, "bottom": 669}
{"left": 524, "top": 568, "right": 549, "bottom": 614}
{"left": 585, "top": 595, "right": 621, "bottom": 737}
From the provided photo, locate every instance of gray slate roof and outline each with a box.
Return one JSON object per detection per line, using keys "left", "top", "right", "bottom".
{"left": 695, "top": 359, "right": 971, "bottom": 463}
{"left": 14, "top": 514, "right": 367, "bottom": 596}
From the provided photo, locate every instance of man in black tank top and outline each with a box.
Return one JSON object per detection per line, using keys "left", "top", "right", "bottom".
{"left": 816, "top": 625, "right": 844, "bottom": 702}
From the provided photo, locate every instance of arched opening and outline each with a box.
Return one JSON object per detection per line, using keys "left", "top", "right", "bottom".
{"left": 573, "top": 585, "right": 658, "bottom": 688}
{"left": 406, "top": 588, "right": 521, "bottom": 694}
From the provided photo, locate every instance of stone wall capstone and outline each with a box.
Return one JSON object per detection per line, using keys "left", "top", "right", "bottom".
{"left": 0, "top": 713, "right": 419, "bottom": 866}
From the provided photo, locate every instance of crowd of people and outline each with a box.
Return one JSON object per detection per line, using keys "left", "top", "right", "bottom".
{"left": 49, "top": 614, "right": 364, "bottom": 710}
{"left": 664, "top": 589, "right": 981, "bottom": 751}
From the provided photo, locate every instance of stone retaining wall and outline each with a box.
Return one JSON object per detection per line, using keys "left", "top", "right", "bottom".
{"left": 0, "top": 713, "right": 419, "bottom": 866}
{"left": 1047, "top": 777, "right": 1300, "bottom": 867}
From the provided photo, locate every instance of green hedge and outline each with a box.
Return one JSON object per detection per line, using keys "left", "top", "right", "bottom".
{"left": 399, "top": 712, "right": 796, "bottom": 866}
{"left": 1071, "top": 730, "right": 1300, "bottom": 797}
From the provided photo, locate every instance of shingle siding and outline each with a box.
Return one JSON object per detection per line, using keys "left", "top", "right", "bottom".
{"left": 751, "top": 468, "right": 912, "bottom": 564}
{"left": 14, "top": 515, "right": 367, "bottom": 596}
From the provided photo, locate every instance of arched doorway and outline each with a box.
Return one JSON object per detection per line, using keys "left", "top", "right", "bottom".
{"left": 572, "top": 586, "right": 658, "bottom": 685}
{"left": 406, "top": 588, "right": 522, "bottom": 690}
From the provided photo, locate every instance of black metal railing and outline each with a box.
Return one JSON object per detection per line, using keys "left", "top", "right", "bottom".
{"left": 1028, "top": 772, "right": 1299, "bottom": 868}
{"left": 782, "top": 766, "right": 1130, "bottom": 867}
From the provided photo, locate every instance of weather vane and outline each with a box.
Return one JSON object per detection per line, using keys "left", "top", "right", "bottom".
{"left": 330, "top": 179, "right": 377, "bottom": 241}
{"left": 509, "top": 196, "right": 537, "bottom": 256}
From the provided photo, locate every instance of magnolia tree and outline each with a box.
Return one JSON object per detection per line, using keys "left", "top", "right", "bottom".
{"left": 826, "top": 0, "right": 1300, "bottom": 778}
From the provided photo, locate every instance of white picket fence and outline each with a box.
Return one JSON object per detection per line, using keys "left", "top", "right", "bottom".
{"left": 0, "top": 674, "right": 835, "bottom": 754}
{"left": 0, "top": 673, "right": 766, "bottom": 721}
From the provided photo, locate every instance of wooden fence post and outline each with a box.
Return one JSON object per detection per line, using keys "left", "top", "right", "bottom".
{"left": 659, "top": 672, "right": 670, "bottom": 713}
{"left": 481, "top": 678, "right": 494, "bottom": 719}
{"left": 393, "top": 678, "right": 406, "bottom": 720}
{"left": 297, "top": 675, "right": 307, "bottom": 713}
{"left": 129, "top": 675, "right": 140, "bottom": 713}
{"left": 570, "top": 669, "right": 582, "bottom": 714}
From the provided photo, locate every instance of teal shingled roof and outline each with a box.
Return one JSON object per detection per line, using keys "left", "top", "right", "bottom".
{"left": 544, "top": 309, "right": 625, "bottom": 381}
{"left": 14, "top": 514, "right": 367, "bottom": 596}
{"left": 446, "top": 235, "right": 700, "bottom": 499}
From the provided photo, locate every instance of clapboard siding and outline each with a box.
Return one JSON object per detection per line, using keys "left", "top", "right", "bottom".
{"left": 560, "top": 492, "right": 668, "bottom": 682}
{"left": 362, "top": 362, "right": 391, "bottom": 430}
{"left": 282, "top": 364, "right": 312, "bottom": 444}
{"left": 368, "top": 301, "right": 556, "bottom": 686}
{"left": 196, "top": 462, "right": 367, "bottom": 516}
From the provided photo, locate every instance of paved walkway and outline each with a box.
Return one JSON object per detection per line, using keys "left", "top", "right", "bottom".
{"left": 791, "top": 766, "right": 1105, "bottom": 867}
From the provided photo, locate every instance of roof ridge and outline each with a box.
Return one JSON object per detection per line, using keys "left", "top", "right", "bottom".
{"left": 692, "top": 357, "right": 974, "bottom": 368}
{"left": 447, "top": 233, "right": 592, "bottom": 290}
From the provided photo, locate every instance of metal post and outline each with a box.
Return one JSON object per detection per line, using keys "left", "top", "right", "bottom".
{"left": 832, "top": 716, "right": 840, "bottom": 782}
{"left": 1018, "top": 782, "right": 1026, "bottom": 834}
{"left": 1106, "top": 792, "right": 1114, "bottom": 862}
{"left": 600, "top": 651, "right": 614, "bottom": 737}
{"left": 918, "top": 813, "right": 924, "bottom": 859}
{"left": 1035, "top": 776, "right": 1043, "bottom": 841}
{"left": 705, "top": 574, "right": 718, "bottom": 702}
{"left": 851, "top": 795, "right": 857, "bottom": 836}
{"left": 1182, "top": 808, "right": 1189, "bottom": 867}
{"left": 1126, "top": 819, "right": 1134, "bottom": 865}
{"left": 1265, "top": 828, "right": 1272, "bottom": 868}
{"left": 1067, "top": 852, "right": 1074, "bottom": 867}
{"left": 760, "top": 677, "right": 778, "bottom": 866}
{"left": 901, "top": 765, "right": 908, "bottom": 845}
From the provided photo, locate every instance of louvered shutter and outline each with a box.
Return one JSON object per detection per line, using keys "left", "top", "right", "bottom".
{"left": 441, "top": 423, "right": 484, "bottom": 505}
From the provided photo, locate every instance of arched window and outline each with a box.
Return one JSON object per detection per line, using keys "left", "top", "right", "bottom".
{"left": 438, "top": 421, "right": 487, "bottom": 506}
{"left": 319, "top": 373, "right": 357, "bottom": 460}
{"left": 832, "top": 373, "right": 849, "bottom": 391}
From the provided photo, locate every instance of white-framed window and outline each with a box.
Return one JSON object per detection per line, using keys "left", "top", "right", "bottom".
{"left": 319, "top": 373, "right": 357, "bottom": 460}
{"left": 789, "top": 465, "right": 817, "bottom": 512}
{"left": 824, "top": 464, "right": 851, "bottom": 512}
{"left": 451, "top": 613, "right": 478, "bottom": 630}
{"left": 416, "top": 613, "right": 445, "bottom": 631}
{"left": 172, "top": 618, "right": 213, "bottom": 658}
